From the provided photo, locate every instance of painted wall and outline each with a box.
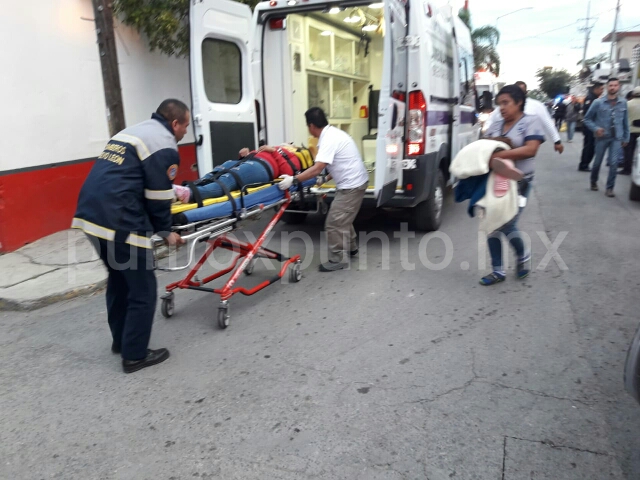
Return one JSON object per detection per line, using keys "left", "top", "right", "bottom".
{"left": 0, "top": 0, "right": 196, "bottom": 252}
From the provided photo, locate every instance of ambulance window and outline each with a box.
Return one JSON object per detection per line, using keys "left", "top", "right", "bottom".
{"left": 202, "top": 39, "right": 242, "bottom": 104}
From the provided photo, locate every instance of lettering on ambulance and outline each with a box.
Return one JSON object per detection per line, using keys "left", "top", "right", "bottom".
{"left": 430, "top": 37, "right": 451, "bottom": 81}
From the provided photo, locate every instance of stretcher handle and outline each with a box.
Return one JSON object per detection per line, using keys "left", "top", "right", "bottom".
{"left": 241, "top": 181, "right": 276, "bottom": 195}
{"left": 154, "top": 219, "right": 237, "bottom": 271}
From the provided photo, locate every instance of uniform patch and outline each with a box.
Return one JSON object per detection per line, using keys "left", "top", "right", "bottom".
{"left": 167, "top": 164, "right": 178, "bottom": 180}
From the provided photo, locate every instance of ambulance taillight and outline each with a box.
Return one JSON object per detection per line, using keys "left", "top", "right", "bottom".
{"left": 407, "top": 90, "right": 427, "bottom": 156}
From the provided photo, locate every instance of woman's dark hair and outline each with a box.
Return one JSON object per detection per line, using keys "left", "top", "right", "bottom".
{"left": 305, "top": 107, "right": 329, "bottom": 128}
{"left": 497, "top": 84, "right": 526, "bottom": 112}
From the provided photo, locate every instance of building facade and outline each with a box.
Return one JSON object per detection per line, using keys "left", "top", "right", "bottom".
{"left": 0, "top": 0, "right": 197, "bottom": 251}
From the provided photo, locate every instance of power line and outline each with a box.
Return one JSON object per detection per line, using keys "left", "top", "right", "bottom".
{"left": 501, "top": 5, "right": 619, "bottom": 44}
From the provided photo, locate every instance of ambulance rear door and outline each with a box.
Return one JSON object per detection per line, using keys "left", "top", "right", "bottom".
{"left": 190, "top": 0, "right": 257, "bottom": 174}
{"left": 374, "top": 0, "right": 409, "bottom": 206}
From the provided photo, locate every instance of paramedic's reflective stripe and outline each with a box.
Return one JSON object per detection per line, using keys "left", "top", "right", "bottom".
{"left": 126, "top": 233, "right": 153, "bottom": 249}
{"left": 112, "top": 133, "right": 152, "bottom": 160}
{"left": 145, "top": 189, "right": 175, "bottom": 200}
{"left": 71, "top": 218, "right": 115, "bottom": 241}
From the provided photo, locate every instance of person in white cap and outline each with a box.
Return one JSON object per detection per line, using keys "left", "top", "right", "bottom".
{"left": 621, "top": 86, "right": 640, "bottom": 175}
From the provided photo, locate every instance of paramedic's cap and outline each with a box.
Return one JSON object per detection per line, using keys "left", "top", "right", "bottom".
{"left": 633, "top": 86, "right": 640, "bottom": 97}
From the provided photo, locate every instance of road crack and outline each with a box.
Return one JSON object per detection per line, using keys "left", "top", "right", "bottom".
{"left": 505, "top": 435, "right": 613, "bottom": 457}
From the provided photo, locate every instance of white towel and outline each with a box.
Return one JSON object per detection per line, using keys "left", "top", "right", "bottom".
{"left": 450, "top": 139, "right": 511, "bottom": 179}
{"left": 450, "top": 139, "right": 519, "bottom": 234}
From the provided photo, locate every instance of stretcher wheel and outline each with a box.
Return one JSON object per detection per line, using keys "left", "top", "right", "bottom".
{"left": 244, "top": 258, "right": 256, "bottom": 276}
{"left": 217, "top": 304, "right": 230, "bottom": 329}
{"left": 160, "top": 293, "right": 174, "bottom": 318}
{"left": 289, "top": 262, "right": 302, "bottom": 283}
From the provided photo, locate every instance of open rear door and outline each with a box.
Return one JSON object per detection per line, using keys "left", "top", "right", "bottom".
{"left": 190, "top": 0, "right": 257, "bottom": 174}
{"left": 450, "top": 16, "right": 477, "bottom": 160}
{"left": 374, "top": 0, "right": 408, "bottom": 206}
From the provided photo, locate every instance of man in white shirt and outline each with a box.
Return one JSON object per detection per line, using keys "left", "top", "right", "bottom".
{"left": 279, "top": 107, "right": 369, "bottom": 271}
{"left": 484, "top": 81, "right": 564, "bottom": 155}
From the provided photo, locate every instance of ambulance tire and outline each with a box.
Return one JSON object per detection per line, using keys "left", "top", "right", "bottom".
{"left": 282, "top": 212, "right": 308, "bottom": 224}
{"left": 624, "top": 321, "right": 640, "bottom": 405}
{"left": 629, "top": 181, "right": 640, "bottom": 202}
{"left": 413, "top": 170, "right": 444, "bottom": 232}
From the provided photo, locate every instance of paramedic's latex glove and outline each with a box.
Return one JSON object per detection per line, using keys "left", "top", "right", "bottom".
{"left": 278, "top": 175, "right": 294, "bottom": 191}
{"left": 165, "top": 232, "right": 185, "bottom": 247}
{"left": 554, "top": 143, "right": 564, "bottom": 154}
{"left": 239, "top": 148, "right": 250, "bottom": 158}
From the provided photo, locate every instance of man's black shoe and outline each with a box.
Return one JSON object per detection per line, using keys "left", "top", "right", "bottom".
{"left": 619, "top": 170, "right": 631, "bottom": 175}
{"left": 350, "top": 248, "right": 359, "bottom": 257}
{"left": 111, "top": 343, "right": 121, "bottom": 354}
{"left": 122, "top": 348, "right": 170, "bottom": 374}
{"left": 578, "top": 167, "right": 590, "bottom": 172}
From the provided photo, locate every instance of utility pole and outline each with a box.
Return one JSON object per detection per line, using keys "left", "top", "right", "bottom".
{"left": 579, "top": 0, "right": 592, "bottom": 67}
{"left": 609, "top": 0, "right": 621, "bottom": 64}
{"left": 92, "top": 0, "right": 125, "bottom": 137}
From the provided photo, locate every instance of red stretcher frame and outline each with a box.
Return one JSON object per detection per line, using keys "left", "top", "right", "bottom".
{"left": 157, "top": 191, "right": 302, "bottom": 329}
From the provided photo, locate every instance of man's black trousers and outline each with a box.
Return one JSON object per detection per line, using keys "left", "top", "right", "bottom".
{"left": 89, "top": 236, "right": 157, "bottom": 361}
{"left": 580, "top": 129, "right": 595, "bottom": 169}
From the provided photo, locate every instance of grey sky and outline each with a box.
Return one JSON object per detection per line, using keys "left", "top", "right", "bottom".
{"left": 464, "top": 0, "right": 640, "bottom": 89}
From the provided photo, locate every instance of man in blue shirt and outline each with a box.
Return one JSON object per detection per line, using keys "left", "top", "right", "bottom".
{"left": 583, "top": 78, "right": 630, "bottom": 197}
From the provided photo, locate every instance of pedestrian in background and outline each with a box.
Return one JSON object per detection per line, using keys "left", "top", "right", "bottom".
{"left": 565, "top": 97, "right": 580, "bottom": 143}
{"left": 554, "top": 97, "right": 567, "bottom": 131}
{"left": 484, "top": 81, "right": 564, "bottom": 155}
{"left": 583, "top": 78, "right": 630, "bottom": 197}
{"left": 620, "top": 86, "right": 640, "bottom": 175}
{"left": 578, "top": 82, "right": 604, "bottom": 171}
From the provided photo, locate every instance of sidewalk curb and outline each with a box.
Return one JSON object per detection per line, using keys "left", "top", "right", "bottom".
{"left": 0, "top": 279, "right": 107, "bottom": 312}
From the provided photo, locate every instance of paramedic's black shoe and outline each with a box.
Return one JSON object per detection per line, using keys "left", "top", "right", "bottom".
{"left": 350, "top": 248, "right": 359, "bottom": 257}
{"left": 591, "top": 183, "right": 599, "bottom": 191}
{"left": 319, "top": 261, "right": 347, "bottom": 272}
{"left": 122, "top": 348, "right": 170, "bottom": 374}
{"left": 578, "top": 166, "right": 590, "bottom": 172}
{"left": 111, "top": 342, "right": 121, "bottom": 354}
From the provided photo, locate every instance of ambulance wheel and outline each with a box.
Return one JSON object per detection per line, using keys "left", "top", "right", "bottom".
{"left": 282, "top": 212, "right": 307, "bottom": 224}
{"left": 289, "top": 262, "right": 302, "bottom": 282}
{"left": 244, "top": 258, "right": 256, "bottom": 276}
{"left": 160, "top": 294, "right": 174, "bottom": 318}
{"left": 624, "top": 322, "right": 640, "bottom": 404}
{"left": 414, "top": 170, "right": 444, "bottom": 232}
{"left": 630, "top": 181, "right": 640, "bottom": 202}
{"left": 217, "top": 304, "right": 230, "bottom": 329}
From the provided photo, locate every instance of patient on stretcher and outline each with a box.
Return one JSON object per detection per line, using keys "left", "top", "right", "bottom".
{"left": 172, "top": 144, "right": 315, "bottom": 204}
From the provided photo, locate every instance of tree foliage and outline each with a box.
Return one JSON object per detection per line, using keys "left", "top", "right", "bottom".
{"left": 458, "top": 9, "right": 501, "bottom": 76}
{"left": 527, "top": 89, "right": 549, "bottom": 103}
{"left": 535, "top": 67, "right": 573, "bottom": 99}
{"left": 114, "top": 0, "right": 260, "bottom": 58}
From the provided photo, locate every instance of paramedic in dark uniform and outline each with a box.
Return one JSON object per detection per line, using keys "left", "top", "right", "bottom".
{"left": 73, "top": 99, "right": 188, "bottom": 373}
{"left": 279, "top": 107, "right": 369, "bottom": 272}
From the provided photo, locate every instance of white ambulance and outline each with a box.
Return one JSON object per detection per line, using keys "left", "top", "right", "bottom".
{"left": 189, "top": 0, "right": 480, "bottom": 231}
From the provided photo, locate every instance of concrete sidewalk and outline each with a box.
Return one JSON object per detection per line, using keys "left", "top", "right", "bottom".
{"left": 0, "top": 230, "right": 107, "bottom": 311}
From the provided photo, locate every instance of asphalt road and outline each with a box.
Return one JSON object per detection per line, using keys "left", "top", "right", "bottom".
{"left": 2, "top": 140, "right": 640, "bottom": 480}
